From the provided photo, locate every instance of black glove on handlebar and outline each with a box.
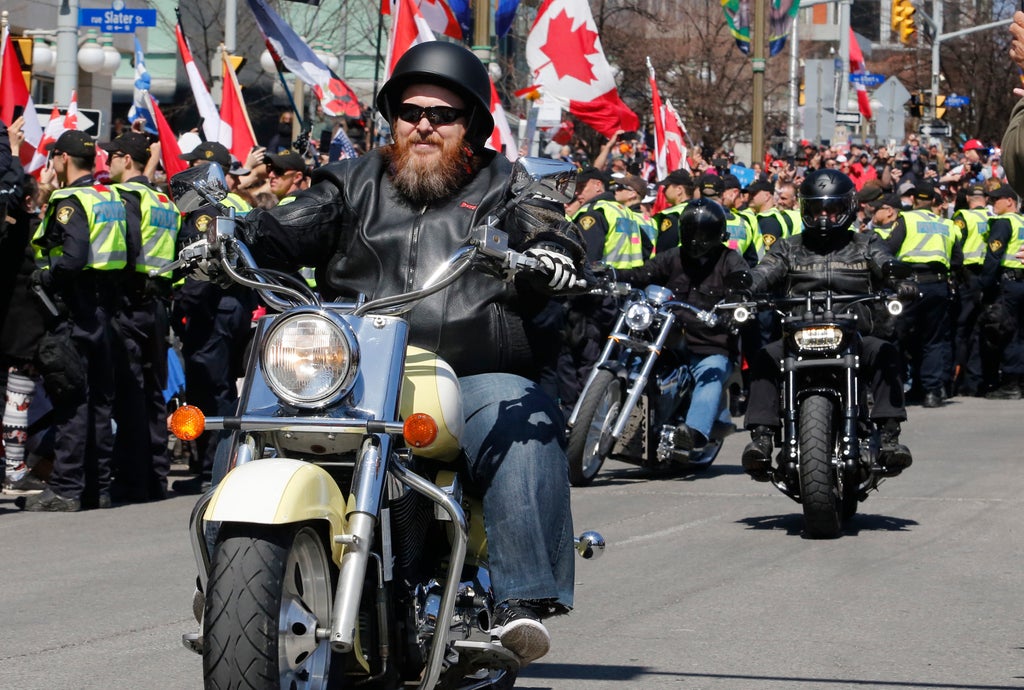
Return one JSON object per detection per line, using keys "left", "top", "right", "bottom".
{"left": 896, "top": 280, "right": 919, "bottom": 301}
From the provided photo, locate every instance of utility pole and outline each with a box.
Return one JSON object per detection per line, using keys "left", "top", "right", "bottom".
{"left": 751, "top": 0, "right": 766, "bottom": 166}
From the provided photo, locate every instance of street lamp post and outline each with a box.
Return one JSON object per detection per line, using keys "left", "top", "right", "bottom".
{"left": 54, "top": 0, "right": 80, "bottom": 104}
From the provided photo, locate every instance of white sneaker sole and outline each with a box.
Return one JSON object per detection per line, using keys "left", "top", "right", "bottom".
{"left": 495, "top": 618, "right": 551, "bottom": 665}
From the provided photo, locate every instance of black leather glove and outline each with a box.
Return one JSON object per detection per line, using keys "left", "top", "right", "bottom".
{"left": 896, "top": 280, "right": 919, "bottom": 301}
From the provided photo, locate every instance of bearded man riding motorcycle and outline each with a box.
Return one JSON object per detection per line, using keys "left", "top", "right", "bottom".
{"left": 232, "top": 41, "right": 585, "bottom": 664}
{"left": 740, "top": 169, "right": 915, "bottom": 480}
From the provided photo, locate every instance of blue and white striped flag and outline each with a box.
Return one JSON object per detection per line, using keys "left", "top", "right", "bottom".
{"left": 329, "top": 126, "right": 359, "bottom": 162}
{"left": 127, "top": 37, "right": 157, "bottom": 134}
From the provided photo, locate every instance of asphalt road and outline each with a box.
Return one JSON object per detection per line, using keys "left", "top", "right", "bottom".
{"left": 2, "top": 396, "right": 1022, "bottom": 690}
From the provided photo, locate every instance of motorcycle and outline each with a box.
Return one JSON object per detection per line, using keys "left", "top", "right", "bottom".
{"left": 164, "top": 158, "right": 605, "bottom": 689}
{"left": 565, "top": 276, "right": 735, "bottom": 486}
{"left": 715, "top": 285, "right": 907, "bottom": 538}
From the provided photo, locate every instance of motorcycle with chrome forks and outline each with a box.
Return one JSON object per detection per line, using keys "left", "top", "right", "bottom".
{"left": 164, "top": 159, "right": 604, "bottom": 690}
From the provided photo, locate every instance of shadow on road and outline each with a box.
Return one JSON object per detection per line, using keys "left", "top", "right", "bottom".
{"left": 736, "top": 512, "right": 918, "bottom": 536}
{"left": 520, "top": 664, "right": 1023, "bottom": 688}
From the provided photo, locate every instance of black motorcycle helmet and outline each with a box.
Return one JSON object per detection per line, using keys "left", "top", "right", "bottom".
{"left": 375, "top": 41, "right": 494, "bottom": 150}
{"left": 799, "top": 169, "right": 858, "bottom": 241}
{"left": 679, "top": 198, "right": 729, "bottom": 259}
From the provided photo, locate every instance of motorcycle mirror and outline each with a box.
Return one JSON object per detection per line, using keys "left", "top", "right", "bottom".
{"left": 507, "top": 157, "right": 578, "bottom": 205}
{"left": 170, "top": 163, "right": 229, "bottom": 212}
{"left": 574, "top": 531, "right": 606, "bottom": 560}
{"left": 725, "top": 271, "right": 753, "bottom": 291}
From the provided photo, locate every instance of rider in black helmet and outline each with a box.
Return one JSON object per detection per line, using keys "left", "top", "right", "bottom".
{"left": 236, "top": 40, "right": 586, "bottom": 665}
{"left": 617, "top": 197, "right": 749, "bottom": 451}
{"left": 740, "top": 169, "right": 915, "bottom": 481}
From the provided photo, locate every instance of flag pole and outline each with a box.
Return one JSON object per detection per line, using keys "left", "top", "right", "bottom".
{"left": 369, "top": 0, "right": 386, "bottom": 150}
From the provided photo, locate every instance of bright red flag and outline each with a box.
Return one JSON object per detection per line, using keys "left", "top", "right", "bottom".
{"left": 148, "top": 93, "right": 187, "bottom": 181}
{"left": 220, "top": 52, "right": 256, "bottom": 163}
{"left": 647, "top": 58, "right": 668, "bottom": 181}
{"left": 486, "top": 81, "right": 518, "bottom": 162}
{"left": 849, "top": 29, "right": 873, "bottom": 120}
{"left": 26, "top": 106, "right": 64, "bottom": 177}
{"left": 385, "top": 0, "right": 437, "bottom": 78}
{"left": 524, "top": 0, "right": 638, "bottom": 138}
{"left": 0, "top": 26, "right": 43, "bottom": 164}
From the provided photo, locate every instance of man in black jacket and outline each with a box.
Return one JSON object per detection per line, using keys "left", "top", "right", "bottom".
{"left": 616, "top": 199, "right": 748, "bottom": 451}
{"left": 740, "top": 170, "right": 914, "bottom": 480}
{"left": 235, "top": 41, "right": 584, "bottom": 664}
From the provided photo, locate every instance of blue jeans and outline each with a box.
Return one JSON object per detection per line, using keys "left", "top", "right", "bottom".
{"left": 683, "top": 353, "right": 732, "bottom": 439}
{"left": 459, "top": 373, "right": 575, "bottom": 612}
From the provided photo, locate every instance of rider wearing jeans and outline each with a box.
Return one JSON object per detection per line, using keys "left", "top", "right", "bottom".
{"left": 616, "top": 199, "right": 749, "bottom": 451}
{"left": 235, "top": 42, "right": 585, "bottom": 664}
{"left": 740, "top": 169, "right": 915, "bottom": 480}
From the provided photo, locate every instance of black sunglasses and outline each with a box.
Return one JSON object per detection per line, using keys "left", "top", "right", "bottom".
{"left": 396, "top": 104, "right": 466, "bottom": 126}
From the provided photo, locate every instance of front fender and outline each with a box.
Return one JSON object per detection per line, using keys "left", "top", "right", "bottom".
{"left": 205, "top": 458, "right": 349, "bottom": 563}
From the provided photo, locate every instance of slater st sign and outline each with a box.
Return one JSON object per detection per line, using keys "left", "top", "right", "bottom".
{"left": 79, "top": 0, "right": 157, "bottom": 33}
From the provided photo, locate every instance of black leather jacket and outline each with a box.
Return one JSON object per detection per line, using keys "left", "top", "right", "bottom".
{"left": 238, "top": 149, "right": 580, "bottom": 379}
{"left": 750, "top": 231, "right": 896, "bottom": 333}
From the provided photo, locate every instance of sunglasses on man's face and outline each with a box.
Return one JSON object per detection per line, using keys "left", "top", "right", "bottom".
{"left": 396, "top": 104, "right": 466, "bottom": 126}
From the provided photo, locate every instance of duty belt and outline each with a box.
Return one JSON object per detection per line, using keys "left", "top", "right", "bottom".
{"left": 912, "top": 270, "right": 948, "bottom": 284}
{"left": 1001, "top": 268, "right": 1024, "bottom": 281}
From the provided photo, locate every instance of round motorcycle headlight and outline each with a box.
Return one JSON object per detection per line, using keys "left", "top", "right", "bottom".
{"left": 261, "top": 311, "right": 359, "bottom": 408}
{"left": 624, "top": 302, "right": 656, "bottom": 331}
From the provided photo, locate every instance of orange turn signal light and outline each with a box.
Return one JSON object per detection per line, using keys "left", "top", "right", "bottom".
{"left": 403, "top": 413, "right": 438, "bottom": 448}
{"left": 169, "top": 404, "right": 206, "bottom": 441}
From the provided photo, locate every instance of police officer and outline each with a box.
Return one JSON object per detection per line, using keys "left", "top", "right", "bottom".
{"left": 565, "top": 168, "right": 609, "bottom": 218}
{"left": 19, "top": 130, "right": 128, "bottom": 511}
{"left": 866, "top": 193, "right": 902, "bottom": 239}
{"left": 978, "top": 182, "right": 1024, "bottom": 399}
{"left": 748, "top": 180, "right": 795, "bottom": 250}
{"left": 952, "top": 183, "right": 993, "bottom": 396}
{"left": 775, "top": 180, "right": 803, "bottom": 235}
{"left": 573, "top": 174, "right": 651, "bottom": 265}
{"left": 172, "top": 143, "right": 256, "bottom": 494}
{"left": 101, "top": 131, "right": 180, "bottom": 501}
{"left": 884, "top": 181, "right": 961, "bottom": 407}
{"left": 697, "top": 174, "right": 760, "bottom": 265}
{"left": 653, "top": 169, "right": 696, "bottom": 253}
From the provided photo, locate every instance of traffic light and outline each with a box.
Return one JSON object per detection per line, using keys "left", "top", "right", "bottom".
{"left": 934, "top": 94, "right": 946, "bottom": 120}
{"left": 891, "top": 0, "right": 916, "bottom": 45}
{"left": 226, "top": 54, "right": 246, "bottom": 74}
{"left": 12, "top": 36, "right": 33, "bottom": 92}
{"left": 909, "top": 92, "right": 923, "bottom": 118}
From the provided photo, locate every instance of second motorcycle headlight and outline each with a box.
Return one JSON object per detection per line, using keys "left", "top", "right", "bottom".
{"left": 624, "top": 302, "right": 656, "bottom": 331}
{"left": 793, "top": 325, "right": 844, "bottom": 352}
{"left": 261, "top": 311, "right": 359, "bottom": 408}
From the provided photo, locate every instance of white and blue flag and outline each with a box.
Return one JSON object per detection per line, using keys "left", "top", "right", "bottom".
{"left": 127, "top": 37, "right": 157, "bottom": 134}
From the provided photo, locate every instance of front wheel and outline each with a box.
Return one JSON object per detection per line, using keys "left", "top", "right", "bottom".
{"left": 798, "top": 395, "right": 843, "bottom": 539}
{"left": 567, "top": 370, "right": 622, "bottom": 486}
{"left": 204, "top": 524, "right": 335, "bottom": 689}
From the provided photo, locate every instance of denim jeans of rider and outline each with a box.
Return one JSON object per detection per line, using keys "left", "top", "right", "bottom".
{"left": 458, "top": 373, "right": 575, "bottom": 613}
{"left": 684, "top": 353, "right": 733, "bottom": 440}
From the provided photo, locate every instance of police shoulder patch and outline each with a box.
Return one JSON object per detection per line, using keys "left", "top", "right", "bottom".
{"left": 195, "top": 215, "right": 212, "bottom": 232}
{"left": 763, "top": 233, "right": 776, "bottom": 248}
{"left": 56, "top": 206, "right": 75, "bottom": 225}
{"left": 989, "top": 239, "right": 1003, "bottom": 253}
{"left": 579, "top": 215, "right": 596, "bottom": 231}
{"left": 954, "top": 219, "right": 966, "bottom": 230}
{"left": 660, "top": 218, "right": 672, "bottom": 233}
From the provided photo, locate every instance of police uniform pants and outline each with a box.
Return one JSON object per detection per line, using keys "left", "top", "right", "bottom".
{"left": 895, "top": 280, "right": 952, "bottom": 396}
{"left": 954, "top": 272, "right": 986, "bottom": 394}
{"left": 112, "top": 296, "right": 170, "bottom": 499}
{"left": 744, "top": 335, "right": 907, "bottom": 430}
{"left": 996, "top": 279, "right": 1024, "bottom": 376}
{"left": 48, "top": 305, "right": 117, "bottom": 502}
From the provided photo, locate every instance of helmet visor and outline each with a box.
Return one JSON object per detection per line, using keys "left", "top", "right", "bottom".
{"left": 802, "top": 196, "right": 853, "bottom": 222}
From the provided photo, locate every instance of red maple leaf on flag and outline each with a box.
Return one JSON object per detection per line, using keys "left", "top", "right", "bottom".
{"left": 541, "top": 10, "right": 598, "bottom": 83}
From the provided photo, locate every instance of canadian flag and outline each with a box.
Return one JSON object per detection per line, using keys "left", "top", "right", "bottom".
{"left": 0, "top": 25, "right": 43, "bottom": 165}
{"left": 149, "top": 92, "right": 188, "bottom": 181}
{"left": 385, "top": 0, "right": 437, "bottom": 78}
{"left": 382, "top": 0, "right": 462, "bottom": 40}
{"left": 486, "top": 81, "right": 518, "bottom": 162}
{"left": 849, "top": 28, "right": 872, "bottom": 120}
{"left": 26, "top": 106, "right": 64, "bottom": 177}
{"left": 664, "top": 100, "right": 689, "bottom": 174}
{"left": 175, "top": 15, "right": 223, "bottom": 144}
{"left": 525, "top": 0, "right": 638, "bottom": 138}
{"left": 219, "top": 51, "right": 256, "bottom": 164}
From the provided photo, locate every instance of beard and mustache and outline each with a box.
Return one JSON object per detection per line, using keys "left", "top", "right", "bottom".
{"left": 384, "top": 129, "right": 476, "bottom": 205}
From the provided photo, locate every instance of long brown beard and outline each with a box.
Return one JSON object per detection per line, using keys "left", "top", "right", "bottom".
{"left": 384, "top": 132, "right": 475, "bottom": 205}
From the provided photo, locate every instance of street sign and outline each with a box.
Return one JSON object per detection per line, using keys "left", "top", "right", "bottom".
{"left": 33, "top": 106, "right": 104, "bottom": 138}
{"left": 835, "top": 111, "right": 862, "bottom": 125}
{"left": 945, "top": 94, "right": 970, "bottom": 108}
{"left": 79, "top": 0, "right": 157, "bottom": 34}
{"left": 850, "top": 72, "right": 885, "bottom": 88}
{"left": 919, "top": 122, "right": 952, "bottom": 138}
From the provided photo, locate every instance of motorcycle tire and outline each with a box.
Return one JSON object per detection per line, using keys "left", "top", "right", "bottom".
{"left": 567, "top": 370, "right": 622, "bottom": 486}
{"left": 797, "top": 395, "right": 843, "bottom": 539}
{"left": 204, "top": 523, "right": 335, "bottom": 689}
